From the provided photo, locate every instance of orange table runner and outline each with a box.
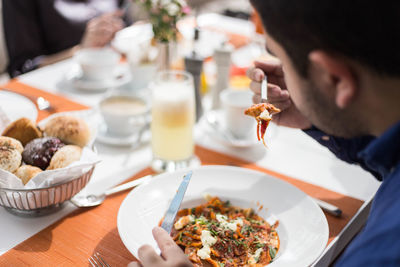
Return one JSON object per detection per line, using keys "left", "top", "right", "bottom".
{"left": 0, "top": 81, "right": 364, "bottom": 266}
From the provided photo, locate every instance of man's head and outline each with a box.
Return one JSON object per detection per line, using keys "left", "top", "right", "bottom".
{"left": 251, "top": 0, "right": 400, "bottom": 137}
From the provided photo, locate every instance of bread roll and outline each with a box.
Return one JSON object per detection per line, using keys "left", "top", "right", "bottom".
{"left": 47, "top": 145, "right": 82, "bottom": 170}
{"left": 2, "top": 117, "right": 42, "bottom": 146}
{"left": 0, "top": 136, "right": 23, "bottom": 172}
{"left": 14, "top": 165, "right": 42, "bottom": 185}
{"left": 43, "top": 116, "right": 90, "bottom": 147}
{"left": 0, "top": 136, "right": 23, "bottom": 153}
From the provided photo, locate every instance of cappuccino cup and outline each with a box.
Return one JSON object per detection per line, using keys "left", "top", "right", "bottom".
{"left": 100, "top": 94, "right": 150, "bottom": 136}
{"left": 220, "top": 89, "right": 256, "bottom": 139}
{"left": 75, "top": 48, "right": 121, "bottom": 81}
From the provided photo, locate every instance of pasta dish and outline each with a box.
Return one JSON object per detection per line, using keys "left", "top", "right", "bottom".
{"left": 170, "top": 196, "right": 280, "bottom": 267}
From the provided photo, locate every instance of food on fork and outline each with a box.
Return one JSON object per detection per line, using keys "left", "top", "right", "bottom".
{"left": 244, "top": 103, "right": 280, "bottom": 146}
{"left": 169, "top": 196, "right": 280, "bottom": 266}
{"left": 0, "top": 136, "right": 23, "bottom": 173}
{"left": 47, "top": 145, "right": 82, "bottom": 170}
{"left": 2, "top": 117, "right": 42, "bottom": 146}
{"left": 22, "top": 137, "right": 65, "bottom": 170}
{"left": 14, "top": 165, "right": 42, "bottom": 185}
{"left": 43, "top": 115, "right": 90, "bottom": 147}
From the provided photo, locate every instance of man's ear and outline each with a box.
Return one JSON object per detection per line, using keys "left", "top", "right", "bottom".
{"left": 309, "top": 51, "right": 358, "bottom": 109}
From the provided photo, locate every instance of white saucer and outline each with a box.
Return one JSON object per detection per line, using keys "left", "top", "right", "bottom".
{"left": 96, "top": 122, "right": 150, "bottom": 147}
{"left": 0, "top": 90, "right": 38, "bottom": 122}
{"left": 201, "top": 110, "right": 259, "bottom": 148}
{"left": 64, "top": 65, "right": 131, "bottom": 92}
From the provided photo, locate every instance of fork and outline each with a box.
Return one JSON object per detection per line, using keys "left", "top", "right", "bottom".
{"left": 89, "top": 252, "right": 111, "bottom": 267}
{"left": 261, "top": 75, "right": 268, "bottom": 103}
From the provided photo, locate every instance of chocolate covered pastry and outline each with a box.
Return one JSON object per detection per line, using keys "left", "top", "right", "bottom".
{"left": 22, "top": 137, "right": 65, "bottom": 170}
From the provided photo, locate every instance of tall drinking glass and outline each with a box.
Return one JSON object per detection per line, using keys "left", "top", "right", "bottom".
{"left": 150, "top": 70, "right": 199, "bottom": 172}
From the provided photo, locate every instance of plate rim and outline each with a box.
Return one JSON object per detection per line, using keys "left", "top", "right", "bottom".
{"left": 117, "top": 165, "right": 329, "bottom": 266}
{"left": 0, "top": 90, "right": 38, "bottom": 122}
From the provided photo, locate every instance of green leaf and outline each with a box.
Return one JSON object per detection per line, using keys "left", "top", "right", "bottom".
{"left": 178, "top": 232, "right": 183, "bottom": 242}
{"left": 255, "top": 242, "right": 265, "bottom": 249}
{"left": 269, "top": 246, "right": 277, "bottom": 259}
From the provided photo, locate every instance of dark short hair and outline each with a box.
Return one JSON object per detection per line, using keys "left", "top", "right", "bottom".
{"left": 250, "top": 0, "right": 400, "bottom": 77}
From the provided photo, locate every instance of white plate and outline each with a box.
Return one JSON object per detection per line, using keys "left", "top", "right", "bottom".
{"left": 118, "top": 166, "right": 329, "bottom": 267}
{"left": 0, "top": 90, "right": 38, "bottom": 122}
{"left": 63, "top": 65, "right": 131, "bottom": 92}
{"left": 201, "top": 110, "right": 260, "bottom": 148}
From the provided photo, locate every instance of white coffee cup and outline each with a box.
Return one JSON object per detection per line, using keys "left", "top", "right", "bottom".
{"left": 75, "top": 48, "right": 121, "bottom": 81}
{"left": 220, "top": 89, "right": 256, "bottom": 138}
{"left": 99, "top": 94, "right": 150, "bottom": 136}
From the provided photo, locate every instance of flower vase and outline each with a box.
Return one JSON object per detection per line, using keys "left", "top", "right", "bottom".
{"left": 157, "top": 41, "right": 177, "bottom": 71}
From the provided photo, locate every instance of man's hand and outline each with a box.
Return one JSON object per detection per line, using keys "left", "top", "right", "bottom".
{"left": 81, "top": 11, "right": 124, "bottom": 48}
{"left": 247, "top": 60, "right": 312, "bottom": 129}
{"left": 128, "top": 227, "right": 193, "bottom": 267}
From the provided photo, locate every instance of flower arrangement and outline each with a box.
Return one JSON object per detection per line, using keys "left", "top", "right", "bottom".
{"left": 137, "top": 0, "right": 190, "bottom": 43}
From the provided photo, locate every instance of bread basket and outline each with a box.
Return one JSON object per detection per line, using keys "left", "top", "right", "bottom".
{"left": 0, "top": 166, "right": 94, "bottom": 217}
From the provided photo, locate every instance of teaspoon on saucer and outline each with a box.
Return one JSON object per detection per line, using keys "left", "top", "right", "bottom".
{"left": 206, "top": 112, "right": 238, "bottom": 142}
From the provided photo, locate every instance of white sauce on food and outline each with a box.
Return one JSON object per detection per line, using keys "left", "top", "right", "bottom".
{"left": 259, "top": 110, "right": 271, "bottom": 120}
{"left": 197, "top": 230, "right": 217, "bottom": 259}
{"left": 174, "top": 215, "right": 195, "bottom": 230}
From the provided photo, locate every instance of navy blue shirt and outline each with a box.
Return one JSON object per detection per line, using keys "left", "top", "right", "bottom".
{"left": 305, "top": 121, "right": 400, "bottom": 266}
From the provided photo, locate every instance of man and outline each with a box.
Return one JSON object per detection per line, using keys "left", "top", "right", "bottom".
{"left": 130, "top": 0, "right": 400, "bottom": 266}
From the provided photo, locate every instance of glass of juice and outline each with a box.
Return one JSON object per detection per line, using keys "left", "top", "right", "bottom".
{"left": 150, "top": 70, "right": 200, "bottom": 172}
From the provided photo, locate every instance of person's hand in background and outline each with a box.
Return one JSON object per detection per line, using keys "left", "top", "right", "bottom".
{"left": 247, "top": 60, "right": 312, "bottom": 130}
{"left": 81, "top": 10, "right": 124, "bottom": 48}
{"left": 127, "top": 227, "right": 193, "bottom": 267}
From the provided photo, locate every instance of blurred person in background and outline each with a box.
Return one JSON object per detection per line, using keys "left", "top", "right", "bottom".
{"left": 3, "top": 0, "right": 130, "bottom": 77}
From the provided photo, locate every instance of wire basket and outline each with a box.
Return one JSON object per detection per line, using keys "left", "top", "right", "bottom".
{"left": 0, "top": 167, "right": 94, "bottom": 217}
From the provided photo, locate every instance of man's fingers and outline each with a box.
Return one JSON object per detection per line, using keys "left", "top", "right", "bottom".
{"left": 137, "top": 245, "right": 163, "bottom": 266}
{"left": 268, "top": 84, "right": 290, "bottom": 99}
{"left": 254, "top": 60, "right": 284, "bottom": 76}
{"left": 253, "top": 94, "right": 261, "bottom": 104}
{"left": 250, "top": 82, "right": 290, "bottom": 101}
{"left": 152, "top": 227, "right": 185, "bottom": 261}
{"left": 249, "top": 80, "right": 261, "bottom": 94}
{"left": 246, "top": 66, "right": 264, "bottom": 82}
{"left": 270, "top": 99, "right": 292, "bottom": 111}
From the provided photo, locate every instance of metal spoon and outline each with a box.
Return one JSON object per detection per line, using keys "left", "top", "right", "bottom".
{"left": 206, "top": 112, "right": 238, "bottom": 142}
{"left": 36, "top": 96, "right": 55, "bottom": 112}
{"left": 70, "top": 175, "right": 152, "bottom": 208}
{"left": 2, "top": 88, "right": 55, "bottom": 112}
